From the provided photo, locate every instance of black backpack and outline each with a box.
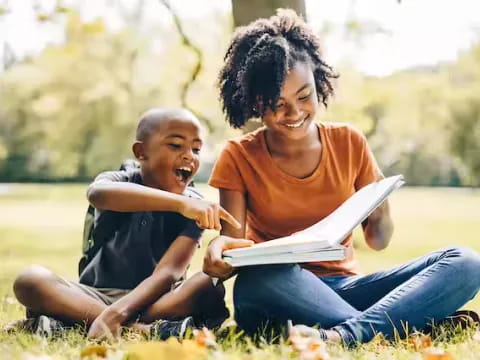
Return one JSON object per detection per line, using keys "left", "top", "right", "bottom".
{"left": 78, "top": 160, "right": 140, "bottom": 275}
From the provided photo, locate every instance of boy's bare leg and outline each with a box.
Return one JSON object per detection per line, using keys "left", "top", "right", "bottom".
{"left": 140, "top": 271, "right": 226, "bottom": 323}
{"left": 13, "top": 265, "right": 107, "bottom": 325}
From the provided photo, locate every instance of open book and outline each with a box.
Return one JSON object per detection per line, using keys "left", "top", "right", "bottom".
{"left": 223, "top": 175, "right": 405, "bottom": 267}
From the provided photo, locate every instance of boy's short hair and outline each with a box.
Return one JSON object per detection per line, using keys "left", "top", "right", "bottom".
{"left": 136, "top": 108, "right": 199, "bottom": 142}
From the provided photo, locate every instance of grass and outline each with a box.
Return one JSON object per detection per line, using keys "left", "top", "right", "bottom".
{"left": 0, "top": 183, "right": 480, "bottom": 359}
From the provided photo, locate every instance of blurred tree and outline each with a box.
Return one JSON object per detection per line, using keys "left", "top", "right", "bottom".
{"left": 231, "top": 0, "right": 306, "bottom": 27}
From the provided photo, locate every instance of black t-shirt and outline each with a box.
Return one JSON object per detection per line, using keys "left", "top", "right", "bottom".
{"left": 79, "top": 168, "right": 203, "bottom": 290}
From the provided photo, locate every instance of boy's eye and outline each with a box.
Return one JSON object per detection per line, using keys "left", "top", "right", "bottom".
{"left": 276, "top": 102, "right": 285, "bottom": 108}
{"left": 193, "top": 148, "right": 201, "bottom": 154}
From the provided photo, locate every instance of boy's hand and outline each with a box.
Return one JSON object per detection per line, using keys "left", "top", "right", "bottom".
{"left": 87, "top": 307, "right": 126, "bottom": 340}
{"left": 179, "top": 198, "right": 241, "bottom": 231}
{"left": 203, "top": 235, "right": 253, "bottom": 279}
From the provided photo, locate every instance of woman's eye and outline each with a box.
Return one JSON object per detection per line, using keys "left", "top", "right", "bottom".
{"left": 276, "top": 102, "right": 285, "bottom": 109}
{"left": 193, "top": 148, "right": 201, "bottom": 154}
{"left": 168, "top": 144, "right": 182, "bottom": 150}
{"left": 299, "top": 93, "right": 311, "bottom": 101}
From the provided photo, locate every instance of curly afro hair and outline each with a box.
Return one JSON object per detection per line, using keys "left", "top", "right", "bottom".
{"left": 218, "top": 9, "right": 338, "bottom": 129}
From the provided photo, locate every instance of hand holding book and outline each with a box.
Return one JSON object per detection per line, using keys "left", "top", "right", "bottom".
{"left": 222, "top": 175, "right": 405, "bottom": 267}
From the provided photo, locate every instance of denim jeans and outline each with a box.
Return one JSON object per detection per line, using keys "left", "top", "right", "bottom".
{"left": 233, "top": 246, "right": 480, "bottom": 345}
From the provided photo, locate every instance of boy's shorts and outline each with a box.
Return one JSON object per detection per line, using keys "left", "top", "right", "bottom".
{"left": 63, "top": 278, "right": 131, "bottom": 305}
{"left": 62, "top": 278, "right": 185, "bottom": 305}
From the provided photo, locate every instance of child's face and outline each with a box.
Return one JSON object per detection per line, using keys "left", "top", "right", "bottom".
{"left": 137, "top": 117, "right": 203, "bottom": 194}
{"left": 261, "top": 61, "right": 319, "bottom": 140}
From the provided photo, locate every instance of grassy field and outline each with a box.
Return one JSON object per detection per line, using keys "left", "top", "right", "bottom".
{"left": 0, "top": 183, "right": 480, "bottom": 359}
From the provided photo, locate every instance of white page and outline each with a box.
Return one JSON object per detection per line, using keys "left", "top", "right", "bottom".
{"left": 295, "top": 175, "right": 404, "bottom": 246}
{"left": 223, "top": 175, "right": 404, "bottom": 259}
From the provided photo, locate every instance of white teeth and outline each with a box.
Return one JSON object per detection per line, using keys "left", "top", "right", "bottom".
{"left": 284, "top": 117, "right": 307, "bottom": 128}
{"left": 178, "top": 167, "right": 192, "bottom": 172}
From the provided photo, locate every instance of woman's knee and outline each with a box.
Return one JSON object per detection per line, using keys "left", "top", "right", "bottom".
{"left": 445, "top": 246, "right": 480, "bottom": 271}
{"left": 13, "top": 265, "right": 57, "bottom": 305}
{"left": 235, "top": 264, "right": 298, "bottom": 297}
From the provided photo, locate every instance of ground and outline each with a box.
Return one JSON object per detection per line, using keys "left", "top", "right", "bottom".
{"left": 0, "top": 183, "right": 479, "bottom": 359}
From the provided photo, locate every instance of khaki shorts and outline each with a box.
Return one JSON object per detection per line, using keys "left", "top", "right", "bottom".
{"left": 62, "top": 278, "right": 185, "bottom": 306}
{"left": 63, "top": 279, "right": 131, "bottom": 305}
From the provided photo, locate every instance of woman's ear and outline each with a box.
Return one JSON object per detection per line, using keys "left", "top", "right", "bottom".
{"left": 132, "top": 141, "right": 146, "bottom": 160}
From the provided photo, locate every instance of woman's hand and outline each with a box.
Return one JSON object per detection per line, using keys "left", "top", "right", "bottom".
{"left": 203, "top": 235, "right": 253, "bottom": 279}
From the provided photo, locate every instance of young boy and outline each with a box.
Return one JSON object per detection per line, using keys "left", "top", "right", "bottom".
{"left": 11, "top": 108, "right": 241, "bottom": 339}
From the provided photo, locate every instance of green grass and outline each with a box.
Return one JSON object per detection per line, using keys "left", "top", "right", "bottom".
{"left": 1, "top": 183, "right": 480, "bottom": 359}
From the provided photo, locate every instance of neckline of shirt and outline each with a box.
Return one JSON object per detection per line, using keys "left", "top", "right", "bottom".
{"left": 259, "top": 122, "right": 328, "bottom": 184}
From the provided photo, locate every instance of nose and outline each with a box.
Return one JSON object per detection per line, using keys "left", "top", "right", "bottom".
{"left": 182, "top": 147, "right": 195, "bottom": 161}
{"left": 285, "top": 101, "right": 301, "bottom": 119}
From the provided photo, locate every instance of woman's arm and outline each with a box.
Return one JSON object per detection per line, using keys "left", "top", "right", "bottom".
{"left": 203, "top": 189, "right": 253, "bottom": 278}
{"left": 363, "top": 199, "right": 394, "bottom": 250}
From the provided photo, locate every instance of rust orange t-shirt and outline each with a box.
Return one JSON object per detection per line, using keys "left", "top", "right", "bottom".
{"left": 208, "top": 122, "right": 380, "bottom": 277}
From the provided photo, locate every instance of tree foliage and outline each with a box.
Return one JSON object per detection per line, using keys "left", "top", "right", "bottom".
{"left": 0, "top": 7, "right": 479, "bottom": 186}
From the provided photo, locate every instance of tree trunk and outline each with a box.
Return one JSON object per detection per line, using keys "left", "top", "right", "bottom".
{"left": 232, "top": 0, "right": 306, "bottom": 27}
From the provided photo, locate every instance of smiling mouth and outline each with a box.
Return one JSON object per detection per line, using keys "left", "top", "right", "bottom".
{"left": 284, "top": 115, "right": 308, "bottom": 129}
{"left": 174, "top": 167, "right": 193, "bottom": 184}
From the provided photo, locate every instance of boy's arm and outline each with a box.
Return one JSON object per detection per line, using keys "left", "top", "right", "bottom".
{"left": 87, "top": 234, "right": 198, "bottom": 339}
{"left": 88, "top": 180, "right": 240, "bottom": 230}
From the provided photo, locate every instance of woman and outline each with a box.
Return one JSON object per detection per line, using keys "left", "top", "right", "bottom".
{"left": 203, "top": 9, "right": 480, "bottom": 345}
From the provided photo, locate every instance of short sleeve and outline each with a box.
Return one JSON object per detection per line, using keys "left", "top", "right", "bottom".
{"left": 180, "top": 186, "right": 204, "bottom": 242}
{"left": 179, "top": 219, "right": 204, "bottom": 243}
{"left": 208, "top": 143, "right": 246, "bottom": 192}
{"left": 91, "top": 170, "right": 130, "bottom": 238}
{"left": 352, "top": 129, "right": 383, "bottom": 190}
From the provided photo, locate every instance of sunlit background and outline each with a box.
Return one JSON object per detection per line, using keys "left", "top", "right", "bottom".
{"left": 0, "top": 2, "right": 480, "bottom": 357}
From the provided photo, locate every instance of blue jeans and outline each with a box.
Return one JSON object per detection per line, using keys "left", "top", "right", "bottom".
{"left": 233, "top": 246, "right": 480, "bottom": 345}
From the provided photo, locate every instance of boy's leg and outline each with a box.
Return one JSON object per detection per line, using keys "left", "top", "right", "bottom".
{"left": 140, "top": 271, "right": 227, "bottom": 324}
{"left": 233, "top": 263, "right": 362, "bottom": 335}
{"left": 14, "top": 265, "right": 107, "bottom": 325}
{"left": 329, "top": 246, "right": 480, "bottom": 345}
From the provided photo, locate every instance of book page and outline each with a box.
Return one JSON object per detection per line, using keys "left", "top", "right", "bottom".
{"left": 223, "top": 175, "right": 404, "bottom": 259}
{"left": 295, "top": 175, "right": 404, "bottom": 245}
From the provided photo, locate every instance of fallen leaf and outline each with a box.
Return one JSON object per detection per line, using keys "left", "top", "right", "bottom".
{"left": 126, "top": 338, "right": 206, "bottom": 360}
{"left": 408, "top": 333, "right": 432, "bottom": 351}
{"left": 193, "top": 327, "right": 218, "bottom": 348}
{"left": 289, "top": 330, "right": 329, "bottom": 360}
{"left": 423, "top": 347, "right": 453, "bottom": 360}
{"left": 80, "top": 345, "right": 110, "bottom": 358}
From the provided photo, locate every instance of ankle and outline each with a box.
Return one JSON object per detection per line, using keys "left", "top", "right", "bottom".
{"left": 325, "top": 329, "right": 342, "bottom": 343}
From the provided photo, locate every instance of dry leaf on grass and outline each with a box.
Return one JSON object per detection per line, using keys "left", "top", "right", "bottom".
{"left": 407, "top": 333, "right": 433, "bottom": 351}
{"left": 80, "top": 345, "right": 110, "bottom": 358}
{"left": 193, "top": 327, "right": 218, "bottom": 348}
{"left": 126, "top": 338, "right": 206, "bottom": 360}
{"left": 423, "top": 347, "right": 453, "bottom": 360}
{"left": 288, "top": 322, "right": 330, "bottom": 360}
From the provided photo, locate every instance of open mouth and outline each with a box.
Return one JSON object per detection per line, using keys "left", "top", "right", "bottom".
{"left": 174, "top": 166, "right": 193, "bottom": 184}
{"left": 284, "top": 115, "right": 308, "bottom": 129}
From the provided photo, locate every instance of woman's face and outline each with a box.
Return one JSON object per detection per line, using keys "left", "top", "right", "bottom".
{"left": 261, "top": 61, "right": 319, "bottom": 139}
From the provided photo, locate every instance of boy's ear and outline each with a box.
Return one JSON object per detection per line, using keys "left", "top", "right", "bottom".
{"left": 132, "top": 141, "right": 146, "bottom": 160}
